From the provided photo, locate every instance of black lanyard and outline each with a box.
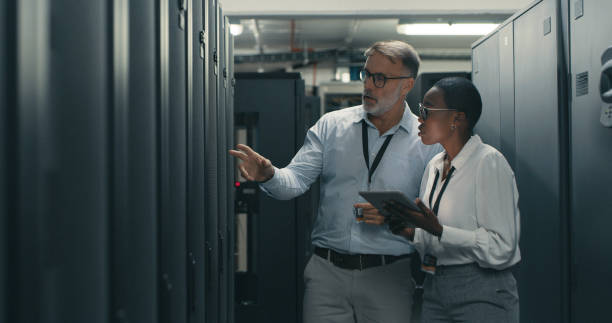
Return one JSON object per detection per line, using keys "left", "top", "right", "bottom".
{"left": 361, "top": 120, "right": 394, "bottom": 184}
{"left": 428, "top": 166, "right": 456, "bottom": 215}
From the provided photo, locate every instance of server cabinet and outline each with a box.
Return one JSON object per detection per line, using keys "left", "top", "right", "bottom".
{"left": 569, "top": 0, "right": 612, "bottom": 321}
{"left": 497, "top": 23, "right": 517, "bottom": 170}
{"left": 187, "top": 0, "right": 207, "bottom": 322}
{"left": 217, "top": 6, "right": 229, "bottom": 323}
{"left": 472, "top": 33, "right": 502, "bottom": 150}
{"left": 225, "top": 16, "right": 236, "bottom": 323}
{"left": 513, "top": 2, "right": 565, "bottom": 321}
{"left": 472, "top": 1, "right": 568, "bottom": 321}
{"left": 234, "top": 73, "right": 311, "bottom": 323}
{"left": 472, "top": 23, "right": 516, "bottom": 168}
{"left": 158, "top": 0, "right": 189, "bottom": 322}
{"left": 0, "top": 2, "right": 9, "bottom": 321}
{"left": 109, "top": 1, "right": 158, "bottom": 322}
{"left": 204, "top": 0, "right": 220, "bottom": 322}
{"left": 8, "top": 1, "right": 111, "bottom": 322}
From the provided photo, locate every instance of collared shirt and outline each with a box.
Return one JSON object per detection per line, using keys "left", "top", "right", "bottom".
{"left": 413, "top": 135, "right": 521, "bottom": 270}
{"left": 260, "top": 103, "right": 442, "bottom": 256}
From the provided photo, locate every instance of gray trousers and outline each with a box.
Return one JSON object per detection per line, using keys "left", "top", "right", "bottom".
{"left": 421, "top": 263, "right": 519, "bottom": 323}
{"left": 303, "top": 253, "right": 414, "bottom": 323}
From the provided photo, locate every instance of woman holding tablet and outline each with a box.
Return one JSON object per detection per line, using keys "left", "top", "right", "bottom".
{"left": 384, "top": 77, "right": 520, "bottom": 323}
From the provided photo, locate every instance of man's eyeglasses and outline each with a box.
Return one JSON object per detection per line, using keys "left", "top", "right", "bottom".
{"left": 418, "top": 103, "right": 456, "bottom": 120}
{"left": 359, "top": 69, "right": 413, "bottom": 88}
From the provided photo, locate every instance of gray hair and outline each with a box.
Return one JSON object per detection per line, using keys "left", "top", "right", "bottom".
{"left": 364, "top": 40, "right": 421, "bottom": 76}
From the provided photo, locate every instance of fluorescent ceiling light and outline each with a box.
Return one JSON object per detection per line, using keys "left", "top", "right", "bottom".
{"left": 396, "top": 23, "right": 498, "bottom": 36}
{"left": 230, "top": 24, "right": 244, "bottom": 36}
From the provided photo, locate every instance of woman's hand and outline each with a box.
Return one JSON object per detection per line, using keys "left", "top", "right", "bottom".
{"left": 383, "top": 198, "right": 443, "bottom": 238}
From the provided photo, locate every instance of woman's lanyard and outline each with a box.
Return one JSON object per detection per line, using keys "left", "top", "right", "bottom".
{"left": 362, "top": 120, "right": 394, "bottom": 185}
{"left": 428, "top": 165, "right": 456, "bottom": 215}
{"left": 422, "top": 164, "right": 456, "bottom": 275}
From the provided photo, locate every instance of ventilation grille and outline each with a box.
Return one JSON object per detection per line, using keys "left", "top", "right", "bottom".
{"left": 576, "top": 71, "right": 589, "bottom": 97}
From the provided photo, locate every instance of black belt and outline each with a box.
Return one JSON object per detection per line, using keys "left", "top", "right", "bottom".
{"left": 314, "top": 247, "right": 411, "bottom": 271}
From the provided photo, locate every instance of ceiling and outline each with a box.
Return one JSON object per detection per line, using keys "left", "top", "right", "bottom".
{"left": 233, "top": 18, "right": 494, "bottom": 56}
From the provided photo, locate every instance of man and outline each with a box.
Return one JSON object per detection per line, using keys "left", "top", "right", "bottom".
{"left": 229, "top": 40, "right": 442, "bottom": 323}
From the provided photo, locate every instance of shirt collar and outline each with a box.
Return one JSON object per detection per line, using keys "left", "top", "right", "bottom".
{"left": 431, "top": 135, "right": 483, "bottom": 172}
{"left": 353, "top": 101, "right": 414, "bottom": 134}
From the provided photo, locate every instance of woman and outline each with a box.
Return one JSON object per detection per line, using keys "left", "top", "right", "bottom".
{"left": 384, "top": 77, "right": 520, "bottom": 322}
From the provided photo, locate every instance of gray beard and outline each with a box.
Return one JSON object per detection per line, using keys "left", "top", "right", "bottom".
{"left": 364, "top": 103, "right": 394, "bottom": 116}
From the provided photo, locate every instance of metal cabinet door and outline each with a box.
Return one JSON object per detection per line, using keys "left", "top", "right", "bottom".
{"left": 472, "top": 33, "right": 502, "bottom": 149}
{"left": 12, "top": 1, "right": 110, "bottom": 322}
{"left": 205, "top": 0, "right": 220, "bottom": 322}
{"left": 514, "top": 1, "right": 564, "bottom": 322}
{"left": 234, "top": 75, "right": 300, "bottom": 323}
{"left": 216, "top": 6, "right": 229, "bottom": 323}
{"left": 0, "top": 2, "right": 8, "bottom": 321}
{"left": 187, "top": 0, "right": 207, "bottom": 322}
{"left": 158, "top": 0, "right": 188, "bottom": 322}
{"left": 109, "top": 1, "right": 158, "bottom": 322}
{"left": 570, "top": 0, "right": 612, "bottom": 321}
{"left": 498, "top": 23, "right": 517, "bottom": 171}
{"left": 225, "top": 16, "right": 236, "bottom": 323}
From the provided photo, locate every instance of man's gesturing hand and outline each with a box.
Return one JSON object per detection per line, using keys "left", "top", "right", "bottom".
{"left": 229, "top": 144, "right": 275, "bottom": 182}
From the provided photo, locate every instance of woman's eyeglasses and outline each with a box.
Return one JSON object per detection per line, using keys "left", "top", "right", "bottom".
{"left": 359, "top": 69, "right": 413, "bottom": 88}
{"left": 418, "top": 103, "right": 456, "bottom": 120}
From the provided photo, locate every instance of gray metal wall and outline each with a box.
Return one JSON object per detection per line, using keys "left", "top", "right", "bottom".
{"left": 569, "top": 0, "right": 612, "bottom": 321}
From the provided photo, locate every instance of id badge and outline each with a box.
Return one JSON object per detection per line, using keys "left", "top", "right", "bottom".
{"left": 353, "top": 206, "right": 364, "bottom": 221}
{"left": 421, "top": 254, "right": 437, "bottom": 275}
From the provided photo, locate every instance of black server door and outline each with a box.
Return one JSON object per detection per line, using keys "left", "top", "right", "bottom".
{"left": 109, "top": 1, "right": 158, "bottom": 322}
{"left": 513, "top": 2, "right": 565, "bottom": 322}
{"left": 158, "top": 0, "right": 189, "bottom": 322}
{"left": 234, "top": 73, "right": 314, "bottom": 323}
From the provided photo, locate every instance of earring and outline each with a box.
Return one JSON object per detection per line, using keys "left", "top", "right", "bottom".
{"left": 450, "top": 124, "right": 456, "bottom": 131}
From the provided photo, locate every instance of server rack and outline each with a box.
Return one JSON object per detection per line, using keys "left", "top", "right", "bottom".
{"left": 234, "top": 73, "right": 316, "bottom": 323}
{"left": 110, "top": 1, "right": 158, "bottom": 323}
{"left": 225, "top": 15, "right": 237, "bottom": 323}
{"left": 216, "top": 6, "right": 229, "bottom": 323}
{"left": 187, "top": 0, "right": 207, "bottom": 322}
{"left": 8, "top": 1, "right": 112, "bottom": 322}
{"left": 568, "top": 0, "right": 612, "bottom": 321}
{"left": 204, "top": 0, "right": 220, "bottom": 322}
{"left": 472, "top": 1, "right": 570, "bottom": 322}
{"left": 3, "top": 0, "right": 235, "bottom": 322}
{"left": 0, "top": 2, "right": 10, "bottom": 322}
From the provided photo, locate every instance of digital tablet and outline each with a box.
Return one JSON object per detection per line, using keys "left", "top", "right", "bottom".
{"left": 358, "top": 190, "right": 421, "bottom": 219}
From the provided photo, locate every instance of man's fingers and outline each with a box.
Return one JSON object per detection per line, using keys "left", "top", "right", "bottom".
{"left": 229, "top": 149, "right": 248, "bottom": 161}
{"left": 353, "top": 203, "right": 375, "bottom": 210}
{"left": 239, "top": 164, "right": 253, "bottom": 181}
{"left": 363, "top": 214, "right": 386, "bottom": 225}
{"left": 236, "top": 144, "right": 257, "bottom": 157}
{"left": 259, "top": 157, "right": 271, "bottom": 169}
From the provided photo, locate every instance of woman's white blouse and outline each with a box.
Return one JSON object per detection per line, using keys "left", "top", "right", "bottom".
{"left": 412, "top": 135, "right": 521, "bottom": 270}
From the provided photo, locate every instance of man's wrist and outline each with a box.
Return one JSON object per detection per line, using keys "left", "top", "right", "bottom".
{"left": 258, "top": 167, "right": 275, "bottom": 183}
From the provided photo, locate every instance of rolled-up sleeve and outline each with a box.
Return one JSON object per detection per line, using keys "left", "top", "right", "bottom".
{"left": 259, "top": 120, "right": 325, "bottom": 200}
{"left": 438, "top": 152, "right": 520, "bottom": 269}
